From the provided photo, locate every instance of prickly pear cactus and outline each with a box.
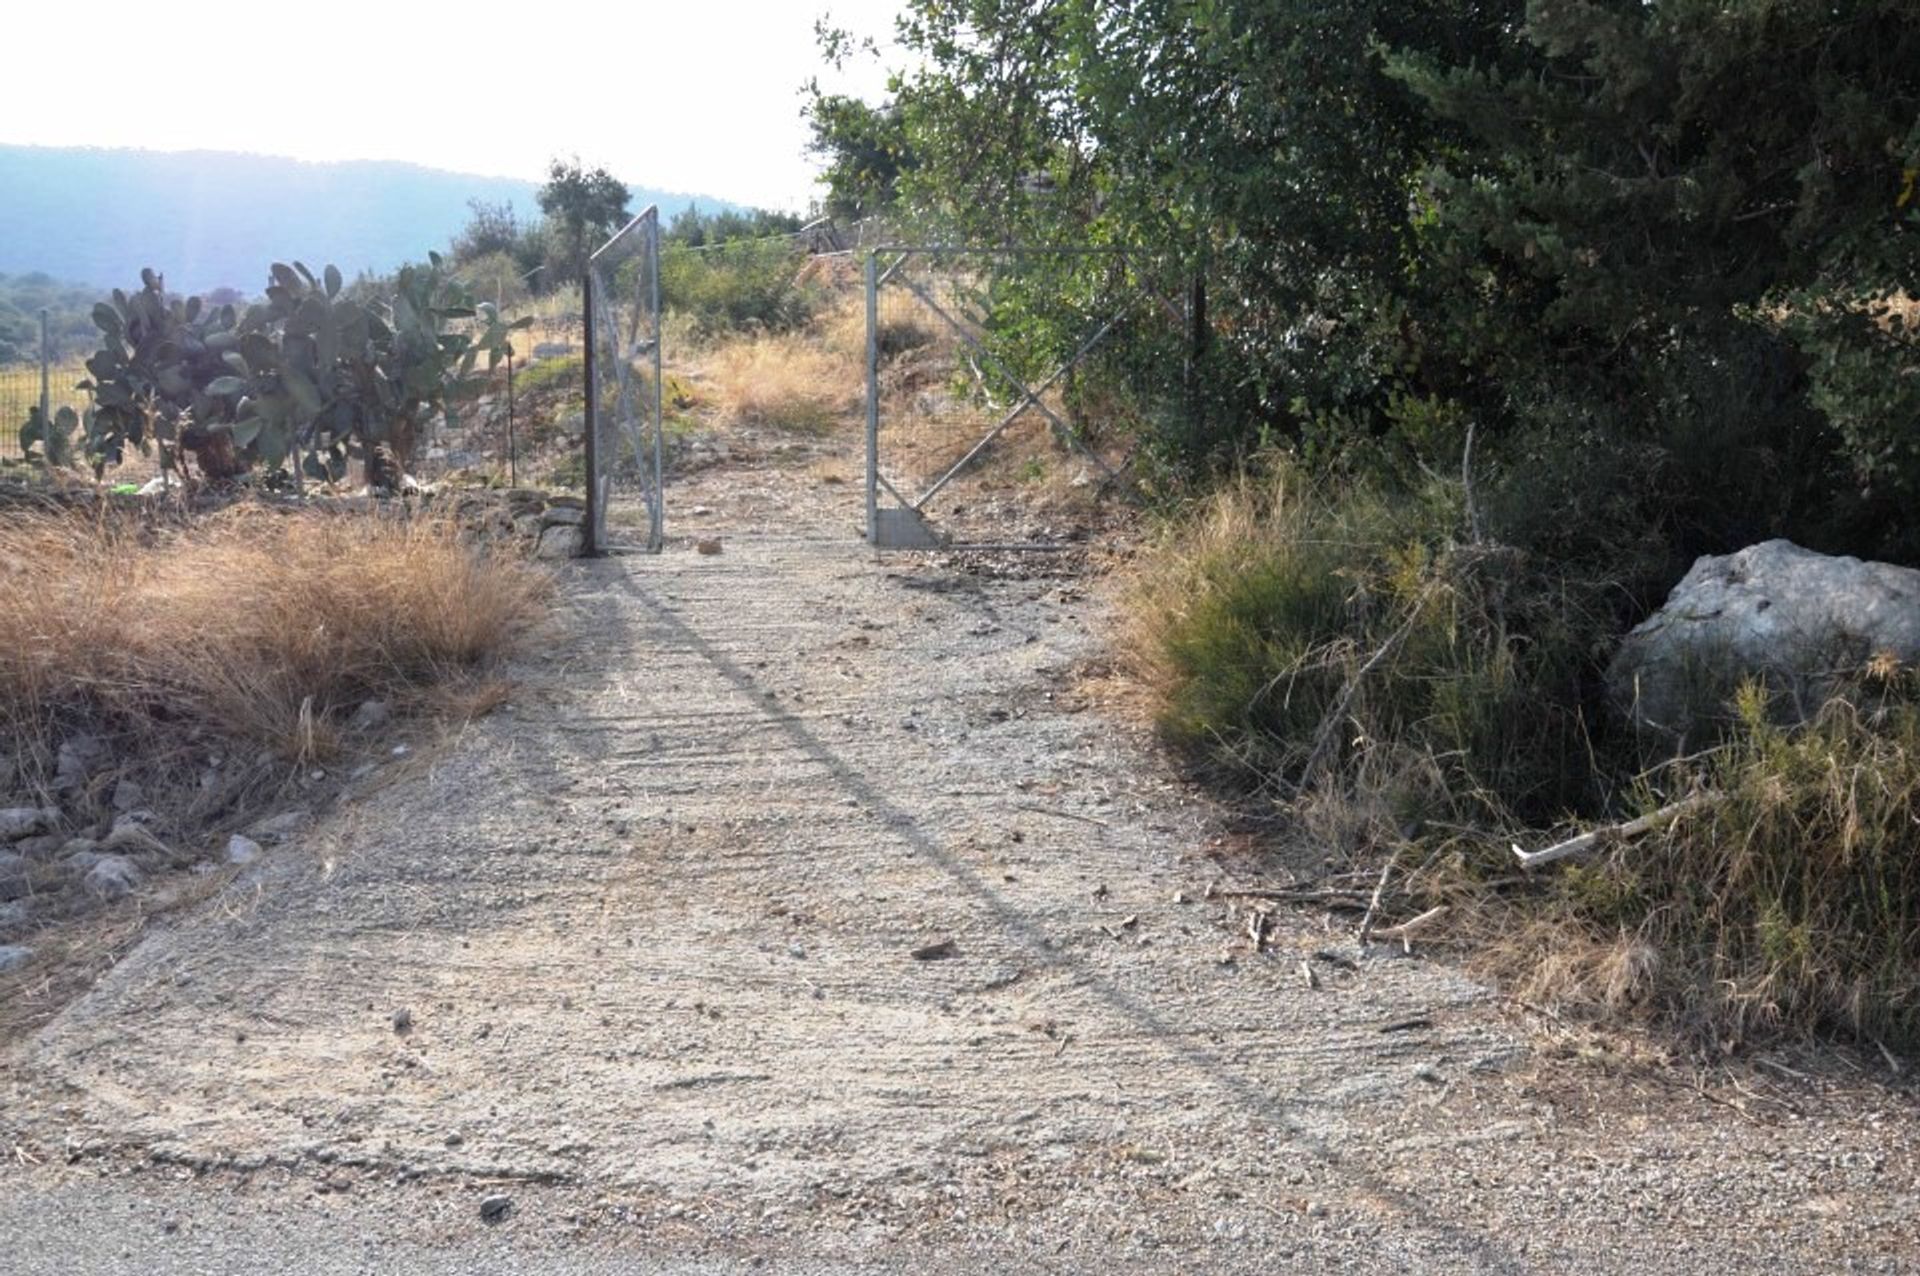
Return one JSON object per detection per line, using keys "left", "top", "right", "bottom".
{"left": 76, "top": 257, "right": 528, "bottom": 487}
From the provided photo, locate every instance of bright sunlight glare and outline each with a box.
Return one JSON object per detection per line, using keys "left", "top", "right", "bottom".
{"left": 0, "top": 0, "right": 903, "bottom": 210}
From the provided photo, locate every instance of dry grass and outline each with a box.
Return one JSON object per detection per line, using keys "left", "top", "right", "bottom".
{"left": 1123, "top": 462, "right": 1920, "bottom": 1054}
{"left": 0, "top": 504, "right": 550, "bottom": 814}
{"left": 1447, "top": 683, "right": 1920, "bottom": 1054}
{"left": 703, "top": 333, "right": 856, "bottom": 435}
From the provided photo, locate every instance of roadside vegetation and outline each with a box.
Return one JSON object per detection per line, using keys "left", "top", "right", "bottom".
{"left": 814, "top": 0, "right": 1920, "bottom": 1055}
{"left": 0, "top": 505, "right": 548, "bottom": 815}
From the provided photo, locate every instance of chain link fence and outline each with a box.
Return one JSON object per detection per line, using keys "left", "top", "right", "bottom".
{"left": 0, "top": 311, "right": 89, "bottom": 469}
{"left": 585, "top": 207, "right": 664, "bottom": 552}
{"left": 864, "top": 246, "right": 1189, "bottom": 549}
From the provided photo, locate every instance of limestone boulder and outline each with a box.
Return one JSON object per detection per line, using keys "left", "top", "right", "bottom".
{"left": 1608, "top": 539, "right": 1920, "bottom": 745}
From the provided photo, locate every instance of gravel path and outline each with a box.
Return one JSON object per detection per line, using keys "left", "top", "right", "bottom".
{"left": 3, "top": 451, "right": 1917, "bottom": 1272}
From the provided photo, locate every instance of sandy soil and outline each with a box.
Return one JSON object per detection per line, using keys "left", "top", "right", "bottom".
{"left": 3, "top": 428, "right": 1917, "bottom": 1273}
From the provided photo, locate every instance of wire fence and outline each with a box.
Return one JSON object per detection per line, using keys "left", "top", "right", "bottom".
{"left": 865, "top": 245, "right": 1187, "bottom": 548}
{"left": 585, "top": 207, "right": 664, "bottom": 552}
{"left": 0, "top": 353, "right": 89, "bottom": 468}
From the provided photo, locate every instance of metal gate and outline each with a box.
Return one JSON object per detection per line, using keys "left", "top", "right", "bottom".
{"left": 584, "top": 206, "right": 663, "bottom": 554}
{"left": 863, "top": 246, "right": 1178, "bottom": 550}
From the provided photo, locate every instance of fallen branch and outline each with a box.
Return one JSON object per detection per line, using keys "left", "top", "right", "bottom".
{"left": 1512, "top": 794, "right": 1721, "bottom": 869}
{"left": 1356, "top": 857, "right": 1397, "bottom": 947}
{"left": 1216, "top": 888, "right": 1368, "bottom": 905}
{"left": 1371, "top": 904, "right": 1448, "bottom": 947}
{"left": 1014, "top": 803, "right": 1109, "bottom": 828}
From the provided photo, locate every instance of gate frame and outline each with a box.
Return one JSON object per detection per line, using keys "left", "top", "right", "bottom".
{"left": 583, "top": 205, "right": 664, "bottom": 556}
{"left": 862, "top": 243, "right": 1154, "bottom": 551}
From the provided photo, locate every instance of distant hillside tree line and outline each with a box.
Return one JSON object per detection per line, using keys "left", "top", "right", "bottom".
{"left": 0, "top": 273, "right": 103, "bottom": 363}
{"left": 442, "top": 158, "right": 808, "bottom": 313}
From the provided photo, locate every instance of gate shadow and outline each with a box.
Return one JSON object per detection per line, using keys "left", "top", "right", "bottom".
{"left": 593, "top": 564, "right": 1533, "bottom": 1274}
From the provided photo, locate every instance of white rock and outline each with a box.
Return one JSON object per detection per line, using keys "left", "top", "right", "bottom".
{"left": 248, "top": 810, "right": 313, "bottom": 844}
{"left": 111, "top": 777, "right": 146, "bottom": 813}
{"left": 536, "top": 523, "right": 585, "bottom": 560}
{"left": 54, "top": 736, "right": 104, "bottom": 791}
{"left": 226, "top": 835, "right": 263, "bottom": 866}
{"left": 0, "top": 807, "right": 59, "bottom": 842}
{"left": 350, "top": 700, "right": 392, "bottom": 732}
{"left": 1610, "top": 539, "right": 1920, "bottom": 744}
{"left": 84, "top": 855, "right": 141, "bottom": 899}
{"left": 111, "top": 809, "right": 158, "bottom": 834}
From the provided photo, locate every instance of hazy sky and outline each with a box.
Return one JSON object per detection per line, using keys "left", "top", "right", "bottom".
{"left": 2, "top": 0, "right": 903, "bottom": 211}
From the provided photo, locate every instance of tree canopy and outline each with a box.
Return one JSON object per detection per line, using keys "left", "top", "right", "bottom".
{"left": 811, "top": 0, "right": 1920, "bottom": 571}
{"left": 537, "top": 158, "right": 633, "bottom": 281}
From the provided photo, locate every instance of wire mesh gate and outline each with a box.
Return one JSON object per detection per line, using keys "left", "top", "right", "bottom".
{"left": 584, "top": 206, "right": 663, "bottom": 553}
{"left": 864, "top": 246, "right": 1182, "bottom": 550}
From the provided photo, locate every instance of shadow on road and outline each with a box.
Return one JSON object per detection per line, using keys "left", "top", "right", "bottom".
{"left": 595, "top": 558, "right": 1533, "bottom": 1274}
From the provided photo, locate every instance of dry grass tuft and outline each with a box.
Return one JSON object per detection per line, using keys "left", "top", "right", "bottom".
{"left": 1461, "top": 685, "right": 1920, "bottom": 1053}
{"left": 0, "top": 505, "right": 551, "bottom": 804}
{"left": 704, "top": 333, "right": 855, "bottom": 435}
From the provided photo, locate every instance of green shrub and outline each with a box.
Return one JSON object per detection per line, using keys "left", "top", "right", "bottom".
{"left": 660, "top": 240, "right": 819, "bottom": 339}
{"left": 1132, "top": 458, "right": 1920, "bottom": 1052}
{"left": 1129, "top": 460, "right": 1602, "bottom": 829}
{"left": 514, "top": 353, "right": 584, "bottom": 397}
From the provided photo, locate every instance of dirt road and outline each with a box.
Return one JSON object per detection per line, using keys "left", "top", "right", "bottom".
{"left": 3, "top": 452, "right": 1916, "bottom": 1273}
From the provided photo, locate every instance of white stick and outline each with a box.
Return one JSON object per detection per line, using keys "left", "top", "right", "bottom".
{"left": 1512, "top": 795, "right": 1720, "bottom": 869}
{"left": 1371, "top": 904, "right": 1448, "bottom": 942}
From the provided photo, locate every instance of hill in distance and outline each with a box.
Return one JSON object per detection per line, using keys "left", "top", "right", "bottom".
{"left": 0, "top": 145, "right": 738, "bottom": 296}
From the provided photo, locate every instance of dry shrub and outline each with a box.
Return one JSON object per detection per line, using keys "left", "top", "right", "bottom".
{"left": 705, "top": 333, "right": 854, "bottom": 434}
{"left": 1121, "top": 461, "right": 1598, "bottom": 828}
{"left": 1458, "top": 684, "right": 1920, "bottom": 1053}
{"left": 1124, "top": 459, "right": 1920, "bottom": 1053}
{"left": 815, "top": 289, "right": 943, "bottom": 365}
{"left": 0, "top": 504, "right": 550, "bottom": 797}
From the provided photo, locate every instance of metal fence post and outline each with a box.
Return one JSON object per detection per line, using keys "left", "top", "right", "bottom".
{"left": 864, "top": 251, "right": 880, "bottom": 545}
{"left": 38, "top": 308, "right": 51, "bottom": 476}
{"left": 505, "top": 344, "right": 518, "bottom": 488}
{"left": 581, "top": 268, "right": 601, "bottom": 556}
{"left": 648, "top": 211, "right": 664, "bottom": 553}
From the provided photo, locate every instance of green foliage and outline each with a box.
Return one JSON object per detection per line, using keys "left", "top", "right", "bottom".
{"left": 805, "top": 93, "right": 915, "bottom": 221}
{"left": 450, "top": 199, "right": 552, "bottom": 294}
{"left": 816, "top": 0, "right": 1920, "bottom": 567}
{"left": 451, "top": 199, "right": 526, "bottom": 264}
{"left": 665, "top": 205, "right": 804, "bottom": 248}
{"left": 450, "top": 250, "right": 530, "bottom": 311}
{"left": 1513, "top": 684, "right": 1920, "bottom": 1051}
{"left": 660, "top": 239, "right": 818, "bottom": 339}
{"left": 1384, "top": 0, "right": 1920, "bottom": 562}
{"left": 876, "top": 0, "right": 1920, "bottom": 1052}
{"left": 19, "top": 405, "right": 79, "bottom": 467}
{"left": 537, "top": 157, "right": 631, "bottom": 283}
{"left": 80, "top": 268, "right": 246, "bottom": 473}
{"left": 1138, "top": 463, "right": 1601, "bottom": 827}
{"left": 0, "top": 272, "right": 100, "bottom": 363}
{"left": 512, "top": 353, "right": 584, "bottom": 398}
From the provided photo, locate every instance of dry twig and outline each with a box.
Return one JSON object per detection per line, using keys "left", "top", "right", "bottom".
{"left": 1512, "top": 795, "right": 1720, "bottom": 869}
